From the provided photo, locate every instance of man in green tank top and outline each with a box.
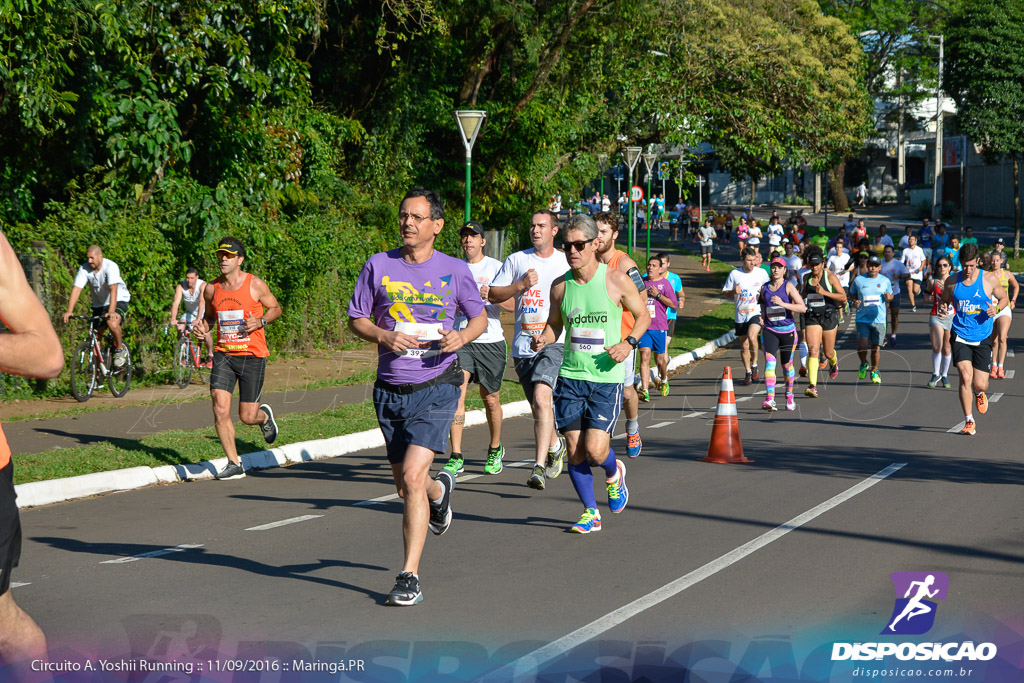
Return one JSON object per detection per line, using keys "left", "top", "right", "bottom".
{"left": 531, "top": 215, "right": 650, "bottom": 534}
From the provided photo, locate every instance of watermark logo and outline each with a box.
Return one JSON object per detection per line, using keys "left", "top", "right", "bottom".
{"left": 882, "top": 571, "right": 949, "bottom": 635}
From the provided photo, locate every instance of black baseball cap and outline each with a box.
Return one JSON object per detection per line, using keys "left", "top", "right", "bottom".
{"left": 868, "top": 254, "right": 882, "bottom": 266}
{"left": 995, "top": 237, "right": 1005, "bottom": 245}
{"left": 215, "top": 236, "right": 246, "bottom": 258}
{"left": 807, "top": 253, "right": 824, "bottom": 265}
{"left": 460, "top": 221, "right": 484, "bottom": 235}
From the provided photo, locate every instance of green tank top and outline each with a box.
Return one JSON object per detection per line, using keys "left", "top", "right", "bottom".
{"left": 559, "top": 262, "right": 623, "bottom": 383}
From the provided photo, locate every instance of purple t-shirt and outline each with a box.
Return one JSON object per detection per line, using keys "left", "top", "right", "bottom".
{"left": 643, "top": 277, "right": 678, "bottom": 331}
{"left": 348, "top": 249, "right": 485, "bottom": 385}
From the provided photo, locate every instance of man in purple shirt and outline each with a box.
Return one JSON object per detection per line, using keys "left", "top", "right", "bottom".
{"left": 638, "top": 255, "right": 678, "bottom": 400}
{"left": 347, "top": 187, "right": 488, "bottom": 606}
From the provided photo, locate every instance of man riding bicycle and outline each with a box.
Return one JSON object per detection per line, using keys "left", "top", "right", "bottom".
{"left": 170, "top": 267, "right": 212, "bottom": 368}
{"left": 62, "top": 245, "right": 131, "bottom": 367}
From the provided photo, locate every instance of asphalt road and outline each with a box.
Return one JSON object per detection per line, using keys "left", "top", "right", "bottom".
{"left": 11, "top": 307, "right": 1023, "bottom": 682}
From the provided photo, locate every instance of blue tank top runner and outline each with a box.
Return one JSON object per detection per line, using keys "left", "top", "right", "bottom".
{"left": 951, "top": 273, "right": 993, "bottom": 343}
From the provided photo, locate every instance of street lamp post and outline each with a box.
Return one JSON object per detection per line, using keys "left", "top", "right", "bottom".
{"left": 455, "top": 110, "right": 487, "bottom": 223}
{"left": 623, "top": 147, "right": 642, "bottom": 260}
{"left": 597, "top": 154, "right": 608, "bottom": 201}
{"left": 928, "top": 34, "right": 944, "bottom": 222}
{"left": 642, "top": 152, "right": 657, "bottom": 263}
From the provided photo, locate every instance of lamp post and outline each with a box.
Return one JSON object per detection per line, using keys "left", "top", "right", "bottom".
{"left": 455, "top": 110, "right": 486, "bottom": 223}
{"left": 623, "top": 147, "right": 642, "bottom": 259}
{"left": 597, "top": 154, "right": 608, "bottom": 201}
{"left": 928, "top": 34, "right": 944, "bottom": 222}
{"left": 642, "top": 152, "right": 657, "bottom": 263}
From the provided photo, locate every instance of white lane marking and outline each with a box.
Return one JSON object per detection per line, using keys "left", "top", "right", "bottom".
{"left": 101, "top": 544, "right": 203, "bottom": 564}
{"left": 947, "top": 421, "right": 966, "bottom": 433}
{"left": 989, "top": 393, "right": 1003, "bottom": 403}
{"left": 1006, "top": 370, "right": 1015, "bottom": 379}
{"left": 482, "top": 463, "right": 907, "bottom": 681}
{"left": 1007, "top": 348, "right": 1015, "bottom": 357}
{"left": 683, "top": 412, "right": 707, "bottom": 418}
{"left": 11, "top": 582, "right": 30, "bottom": 588}
{"left": 246, "top": 515, "right": 322, "bottom": 531}
{"left": 736, "top": 396, "right": 753, "bottom": 402}
{"left": 613, "top": 433, "right": 625, "bottom": 440}
{"left": 753, "top": 389, "right": 766, "bottom": 395}
{"left": 648, "top": 421, "right": 673, "bottom": 429}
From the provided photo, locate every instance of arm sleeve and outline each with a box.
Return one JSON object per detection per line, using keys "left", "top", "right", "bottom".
{"left": 73, "top": 267, "right": 88, "bottom": 289}
{"left": 453, "top": 262, "right": 485, "bottom": 323}
{"left": 722, "top": 271, "right": 736, "bottom": 293}
{"left": 347, "top": 261, "right": 376, "bottom": 320}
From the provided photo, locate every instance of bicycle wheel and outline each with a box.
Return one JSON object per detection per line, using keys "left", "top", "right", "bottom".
{"left": 70, "top": 340, "right": 97, "bottom": 402}
{"left": 174, "top": 337, "right": 193, "bottom": 388}
{"left": 109, "top": 345, "right": 133, "bottom": 397}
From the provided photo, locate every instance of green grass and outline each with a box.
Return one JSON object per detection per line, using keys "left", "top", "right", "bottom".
{"left": 669, "top": 302, "right": 735, "bottom": 353}
{"left": 13, "top": 381, "right": 527, "bottom": 485}
{"left": 1005, "top": 256, "right": 1023, "bottom": 273}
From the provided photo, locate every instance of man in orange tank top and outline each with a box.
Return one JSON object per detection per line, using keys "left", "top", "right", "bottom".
{"left": 193, "top": 237, "right": 282, "bottom": 480}
{"left": 594, "top": 211, "right": 645, "bottom": 459}
{"left": 0, "top": 230, "right": 64, "bottom": 675}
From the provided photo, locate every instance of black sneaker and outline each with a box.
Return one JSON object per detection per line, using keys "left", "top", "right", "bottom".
{"left": 259, "top": 404, "right": 278, "bottom": 444}
{"left": 385, "top": 572, "right": 422, "bottom": 606}
{"left": 751, "top": 367, "right": 760, "bottom": 382}
{"left": 743, "top": 372, "right": 753, "bottom": 386}
{"left": 428, "top": 470, "right": 454, "bottom": 536}
{"left": 215, "top": 460, "right": 246, "bottom": 480}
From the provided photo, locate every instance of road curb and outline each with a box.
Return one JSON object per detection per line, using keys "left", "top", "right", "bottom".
{"left": 14, "top": 329, "right": 739, "bottom": 509}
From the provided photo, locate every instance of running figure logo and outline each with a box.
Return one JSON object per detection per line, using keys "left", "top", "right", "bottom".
{"left": 882, "top": 571, "right": 949, "bottom": 635}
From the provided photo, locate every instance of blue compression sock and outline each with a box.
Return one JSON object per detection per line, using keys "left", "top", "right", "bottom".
{"left": 600, "top": 448, "right": 618, "bottom": 479}
{"left": 568, "top": 461, "right": 597, "bottom": 509}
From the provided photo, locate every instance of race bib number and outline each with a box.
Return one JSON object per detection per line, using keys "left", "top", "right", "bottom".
{"left": 806, "top": 293, "right": 825, "bottom": 310}
{"left": 738, "top": 292, "right": 758, "bottom": 316}
{"left": 522, "top": 312, "right": 546, "bottom": 337}
{"left": 767, "top": 305, "right": 787, "bottom": 324}
{"left": 569, "top": 327, "right": 605, "bottom": 354}
{"left": 863, "top": 294, "right": 881, "bottom": 307}
{"left": 395, "top": 321, "right": 443, "bottom": 359}
{"left": 647, "top": 300, "right": 657, "bottom": 316}
{"left": 217, "top": 309, "right": 249, "bottom": 352}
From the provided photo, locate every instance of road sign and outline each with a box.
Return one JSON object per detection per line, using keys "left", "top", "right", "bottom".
{"left": 631, "top": 186, "right": 644, "bottom": 202}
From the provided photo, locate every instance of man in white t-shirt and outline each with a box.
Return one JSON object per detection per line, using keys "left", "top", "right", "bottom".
{"left": 62, "top": 245, "right": 131, "bottom": 366}
{"left": 766, "top": 217, "right": 785, "bottom": 252}
{"left": 901, "top": 234, "right": 926, "bottom": 311}
{"left": 489, "top": 210, "right": 570, "bottom": 490}
{"left": 826, "top": 238, "right": 854, "bottom": 290}
{"left": 723, "top": 247, "right": 769, "bottom": 385}
{"left": 843, "top": 214, "right": 857, "bottom": 231}
{"left": 898, "top": 225, "right": 914, "bottom": 250}
{"left": 880, "top": 244, "right": 911, "bottom": 347}
{"left": 782, "top": 240, "right": 802, "bottom": 286}
{"left": 601, "top": 194, "right": 611, "bottom": 212}
{"left": 445, "top": 221, "right": 515, "bottom": 478}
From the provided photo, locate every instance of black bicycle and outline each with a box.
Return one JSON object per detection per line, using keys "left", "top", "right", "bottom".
{"left": 173, "top": 322, "right": 208, "bottom": 388}
{"left": 69, "top": 315, "right": 133, "bottom": 401}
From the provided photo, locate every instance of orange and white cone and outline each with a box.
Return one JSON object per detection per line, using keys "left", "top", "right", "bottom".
{"left": 702, "top": 366, "right": 752, "bottom": 463}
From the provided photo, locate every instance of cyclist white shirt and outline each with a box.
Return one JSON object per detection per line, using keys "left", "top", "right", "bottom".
{"left": 491, "top": 247, "right": 569, "bottom": 357}
{"left": 179, "top": 278, "right": 206, "bottom": 322}
{"left": 73, "top": 258, "right": 131, "bottom": 307}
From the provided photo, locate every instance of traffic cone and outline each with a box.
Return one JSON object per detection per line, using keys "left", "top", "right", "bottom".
{"left": 702, "top": 366, "right": 752, "bottom": 464}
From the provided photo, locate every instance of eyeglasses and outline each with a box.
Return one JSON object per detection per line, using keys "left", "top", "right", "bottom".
{"left": 562, "top": 239, "right": 595, "bottom": 252}
{"left": 399, "top": 212, "right": 432, "bottom": 223}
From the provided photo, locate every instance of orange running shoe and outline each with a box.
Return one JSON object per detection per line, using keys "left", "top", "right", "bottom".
{"left": 989, "top": 366, "right": 998, "bottom": 379}
{"left": 960, "top": 419, "right": 976, "bottom": 436}
{"left": 976, "top": 392, "right": 988, "bottom": 414}
{"left": 997, "top": 366, "right": 1005, "bottom": 379}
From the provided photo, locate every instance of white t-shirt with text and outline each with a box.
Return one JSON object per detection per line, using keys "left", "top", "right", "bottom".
{"left": 723, "top": 268, "right": 769, "bottom": 323}
{"left": 491, "top": 248, "right": 569, "bottom": 357}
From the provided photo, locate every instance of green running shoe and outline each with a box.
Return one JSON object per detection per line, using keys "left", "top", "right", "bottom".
{"left": 871, "top": 370, "right": 881, "bottom": 384}
{"left": 545, "top": 436, "right": 566, "bottom": 479}
{"left": 442, "top": 454, "right": 465, "bottom": 475}
{"left": 858, "top": 363, "right": 869, "bottom": 380}
{"left": 484, "top": 444, "right": 504, "bottom": 475}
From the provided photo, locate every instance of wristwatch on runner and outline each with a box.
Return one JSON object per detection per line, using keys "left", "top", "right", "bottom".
{"left": 625, "top": 336, "right": 639, "bottom": 349}
{"left": 260, "top": 317, "right": 267, "bottom": 328}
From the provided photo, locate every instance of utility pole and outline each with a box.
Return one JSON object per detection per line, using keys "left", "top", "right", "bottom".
{"left": 929, "top": 35, "right": 944, "bottom": 222}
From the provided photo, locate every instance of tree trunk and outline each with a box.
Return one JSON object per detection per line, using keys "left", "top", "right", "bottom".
{"left": 828, "top": 162, "right": 849, "bottom": 213}
{"left": 1014, "top": 152, "right": 1020, "bottom": 259}
{"left": 750, "top": 178, "right": 756, "bottom": 207}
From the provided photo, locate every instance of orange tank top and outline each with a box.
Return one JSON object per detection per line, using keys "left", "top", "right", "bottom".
{"left": 0, "top": 423, "right": 10, "bottom": 470}
{"left": 608, "top": 250, "right": 636, "bottom": 340}
{"left": 211, "top": 273, "right": 269, "bottom": 357}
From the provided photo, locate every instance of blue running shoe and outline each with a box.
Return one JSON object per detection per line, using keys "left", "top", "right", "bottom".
{"left": 570, "top": 508, "right": 602, "bottom": 534}
{"left": 626, "top": 430, "right": 642, "bottom": 459}
{"left": 606, "top": 460, "right": 628, "bottom": 514}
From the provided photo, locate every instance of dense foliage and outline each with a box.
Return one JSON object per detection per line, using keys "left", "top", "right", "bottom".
{"left": 1, "top": 0, "right": 873, "bottom": 393}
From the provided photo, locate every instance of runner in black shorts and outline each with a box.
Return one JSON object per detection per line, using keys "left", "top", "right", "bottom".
{"left": 800, "top": 247, "right": 846, "bottom": 398}
{"left": 194, "top": 237, "right": 282, "bottom": 480}
{"left": 0, "top": 230, "right": 64, "bottom": 675}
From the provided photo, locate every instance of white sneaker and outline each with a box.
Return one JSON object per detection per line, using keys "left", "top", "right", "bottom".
{"left": 113, "top": 346, "right": 128, "bottom": 368}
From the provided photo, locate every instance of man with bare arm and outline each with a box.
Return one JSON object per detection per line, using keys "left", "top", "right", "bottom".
{"left": 594, "top": 211, "right": 645, "bottom": 458}
{"left": 193, "top": 237, "right": 282, "bottom": 480}
{"left": 0, "top": 231, "right": 64, "bottom": 678}
{"left": 489, "top": 210, "right": 569, "bottom": 489}
{"left": 348, "top": 188, "right": 487, "bottom": 605}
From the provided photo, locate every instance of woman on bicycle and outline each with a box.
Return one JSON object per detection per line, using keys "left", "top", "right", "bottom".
{"left": 801, "top": 246, "right": 846, "bottom": 398}
{"left": 925, "top": 255, "right": 955, "bottom": 388}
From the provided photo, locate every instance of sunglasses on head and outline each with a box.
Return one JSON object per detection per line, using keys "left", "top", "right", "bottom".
{"left": 562, "top": 239, "right": 595, "bottom": 252}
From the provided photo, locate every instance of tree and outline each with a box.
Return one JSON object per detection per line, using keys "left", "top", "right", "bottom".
{"left": 945, "top": 0, "right": 1024, "bottom": 257}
